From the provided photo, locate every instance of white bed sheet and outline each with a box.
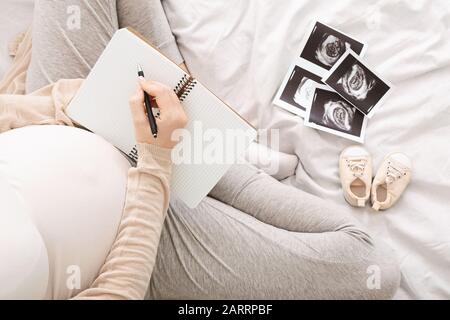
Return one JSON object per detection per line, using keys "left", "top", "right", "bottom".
{"left": 163, "top": 0, "right": 450, "bottom": 299}
{"left": 1, "top": 0, "right": 448, "bottom": 300}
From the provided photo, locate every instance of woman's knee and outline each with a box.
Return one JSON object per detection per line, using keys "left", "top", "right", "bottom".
{"left": 359, "top": 240, "right": 401, "bottom": 299}
{"left": 319, "top": 232, "right": 401, "bottom": 300}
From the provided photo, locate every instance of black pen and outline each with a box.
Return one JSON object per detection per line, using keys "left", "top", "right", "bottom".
{"left": 137, "top": 64, "right": 158, "bottom": 138}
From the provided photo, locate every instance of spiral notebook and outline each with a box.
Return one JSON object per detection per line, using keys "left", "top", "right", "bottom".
{"left": 67, "top": 28, "right": 256, "bottom": 208}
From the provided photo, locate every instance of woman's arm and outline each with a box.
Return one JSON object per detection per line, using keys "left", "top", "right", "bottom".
{"left": 73, "top": 80, "right": 187, "bottom": 300}
{"left": 0, "top": 79, "right": 82, "bottom": 133}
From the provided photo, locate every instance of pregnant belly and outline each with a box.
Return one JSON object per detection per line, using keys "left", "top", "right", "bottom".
{"left": 0, "top": 125, "right": 130, "bottom": 299}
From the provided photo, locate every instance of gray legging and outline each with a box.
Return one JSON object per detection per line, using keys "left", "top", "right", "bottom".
{"left": 28, "top": 0, "right": 400, "bottom": 299}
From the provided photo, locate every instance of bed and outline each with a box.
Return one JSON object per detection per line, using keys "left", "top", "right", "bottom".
{"left": 1, "top": 0, "right": 449, "bottom": 300}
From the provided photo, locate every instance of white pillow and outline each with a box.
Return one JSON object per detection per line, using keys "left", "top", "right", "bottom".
{"left": 0, "top": 125, "right": 131, "bottom": 299}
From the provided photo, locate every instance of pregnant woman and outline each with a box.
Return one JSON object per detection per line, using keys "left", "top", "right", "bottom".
{"left": 0, "top": 0, "right": 400, "bottom": 299}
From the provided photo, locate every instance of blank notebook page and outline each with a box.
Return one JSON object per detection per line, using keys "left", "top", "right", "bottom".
{"left": 67, "top": 28, "right": 256, "bottom": 208}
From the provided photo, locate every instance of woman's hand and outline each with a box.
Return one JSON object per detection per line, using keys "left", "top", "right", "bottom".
{"left": 129, "top": 80, "right": 188, "bottom": 149}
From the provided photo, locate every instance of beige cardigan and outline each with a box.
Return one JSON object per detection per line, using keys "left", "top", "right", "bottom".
{"left": 0, "top": 29, "right": 172, "bottom": 300}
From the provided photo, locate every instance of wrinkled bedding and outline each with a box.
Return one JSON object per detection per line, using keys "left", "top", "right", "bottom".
{"left": 163, "top": 0, "right": 450, "bottom": 299}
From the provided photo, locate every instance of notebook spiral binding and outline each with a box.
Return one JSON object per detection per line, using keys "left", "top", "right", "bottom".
{"left": 174, "top": 74, "right": 197, "bottom": 102}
